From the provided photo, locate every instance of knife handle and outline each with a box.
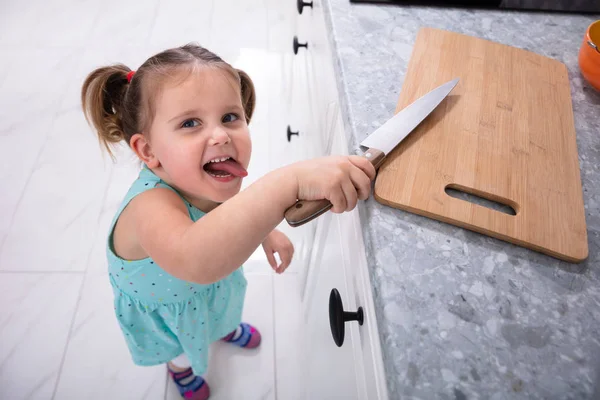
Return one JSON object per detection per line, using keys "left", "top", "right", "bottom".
{"left": 284, "top": 148, "right": 385, "bottom": 227}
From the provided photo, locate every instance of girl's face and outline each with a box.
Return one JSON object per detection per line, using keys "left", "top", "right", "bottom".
{"left": 144, "top": 67, "right": 252, "bottom": 210}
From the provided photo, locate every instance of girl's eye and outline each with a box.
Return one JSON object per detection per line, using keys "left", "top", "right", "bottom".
{"left": 222, "top": 113, "right": 239, "bottom": 123}
{"left": 181, "top": 119, "right": 199, "bottom": 128}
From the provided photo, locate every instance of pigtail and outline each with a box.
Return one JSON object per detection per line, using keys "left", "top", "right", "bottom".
{"left": 236, "top": 69, "right": 256, "bottom": 123}
{"left": 81, "top": 64, "right": 132, "bottom": 158}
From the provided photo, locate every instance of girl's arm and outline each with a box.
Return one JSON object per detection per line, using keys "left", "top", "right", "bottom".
{"left": 125, "top": 156, "right": 375, "bottom": 284}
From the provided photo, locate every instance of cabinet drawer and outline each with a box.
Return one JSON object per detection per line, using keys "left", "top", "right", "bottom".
{"left": 302, "top": 209, "right": 388, "bottom": 400}
{"left": 293, "top": 2, "right": 389, "bottom": 398}
{"left": 300, "top": 128, "right": 388, "bottom": 399}
{"left": 301, "top": 210, "right": 365, "bottom": 399}
{"left": 294, "top": 0, "right": 341, "bottom": 156}
{"left": 337, "top": 209, "right": 389, "bottom": 400}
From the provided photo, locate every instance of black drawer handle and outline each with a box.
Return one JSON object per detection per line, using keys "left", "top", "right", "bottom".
{"left": 287, "top": 125, "right": 299, "bottom": 142}
{"left": 329, "top": 288, "right": 363, "bottom": 347}
{"left": 293, "top": 36, "right": 308, "bottom": 55}
{"left": 297, "top": 0, "right": 313, "bottom": 14}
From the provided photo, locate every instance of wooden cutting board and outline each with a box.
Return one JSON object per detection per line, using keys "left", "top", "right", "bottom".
{"left": 373, "top": 27, "right": 588, "bottom": 262}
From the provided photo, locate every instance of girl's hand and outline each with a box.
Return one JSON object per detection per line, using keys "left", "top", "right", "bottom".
{"left": 290, "top": 155, "right": 376, "bottom": 213}
{"left": 262, "top": 229, "right": 294, "bottom": 274}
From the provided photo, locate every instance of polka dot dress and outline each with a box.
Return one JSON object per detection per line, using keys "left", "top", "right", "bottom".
{"left": 106, "top": 166, "right": 247, "bottom": 376}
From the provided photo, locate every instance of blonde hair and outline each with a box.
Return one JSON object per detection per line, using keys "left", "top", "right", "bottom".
{"left": 81, "top": 43, "right": 256, "bottom": 158}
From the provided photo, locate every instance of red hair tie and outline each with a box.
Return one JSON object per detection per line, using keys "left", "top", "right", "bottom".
{"left": 126, "top": 70, "right": 136, "bottom": 83}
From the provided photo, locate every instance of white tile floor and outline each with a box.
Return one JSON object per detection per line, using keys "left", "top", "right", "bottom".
{"left": 0, "top": 0, "right": 311, "bottom": 399}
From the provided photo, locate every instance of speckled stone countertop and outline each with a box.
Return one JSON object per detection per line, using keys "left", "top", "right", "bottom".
{"left": 320, "top": 1, "right": 600, "bottom": 398}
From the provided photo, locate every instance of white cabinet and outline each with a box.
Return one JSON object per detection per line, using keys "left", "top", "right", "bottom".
{"left": 300, "top": 102, "right": 388, "bottom": 400}
{"left": 287, "top": 2, "right": 389, "bottom": 399}
{"left": 294, "top": 0, "right": 339, "bottom": 157}
{"left": 263, "top": 0, "right": 326, "bottom": 276}
{"left": 300, "top": 123, "right": 369, "bottom": 400}
{"left": 337, "top": 204, "right": 390, "bottom": 400}
{"left": 302, "top": 211, "right": 362, "bottom": 399}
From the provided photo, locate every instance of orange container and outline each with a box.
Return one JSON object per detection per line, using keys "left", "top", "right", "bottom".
{"left": 579, "top": 20, "right": 600, "bottom": 91}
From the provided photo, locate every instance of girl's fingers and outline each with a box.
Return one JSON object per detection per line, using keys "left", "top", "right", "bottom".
{"left": 266, "top": 250, "right": 277, "bottom": 269}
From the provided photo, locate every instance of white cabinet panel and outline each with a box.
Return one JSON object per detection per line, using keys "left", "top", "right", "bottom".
{"left": 266, "top": 0, "right": 300, "bottom": 54}
{"left": 268, "top": 59, "right": 319, "bottom": 274}
{"left": 298, "top": 3, "right": 346, "bottom": 160}
{"left": 292, "top": 2, "right": 390, "bottom": 399}
{"left": 302, "top": 212, "right": 363, "bottom": 400}
{"left": 338, "top": 210, "right": 390, "bottom": 400}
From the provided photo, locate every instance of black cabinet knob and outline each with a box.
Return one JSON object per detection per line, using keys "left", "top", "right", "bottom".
{"left": 287, "top": 125, "right": 299, "bottom": 142}
{"left": 297, "top": 0, "right": 313, "bottom": 14}
{"left": 293, "top": 36, "right": 308, "bottom": 55}
{"left": 329, "top": 288, "right": 364, "bottom": 347}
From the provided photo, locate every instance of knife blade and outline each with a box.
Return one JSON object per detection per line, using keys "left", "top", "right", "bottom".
{"left": 284, "top": 77, "right": 459, "bottom": 227}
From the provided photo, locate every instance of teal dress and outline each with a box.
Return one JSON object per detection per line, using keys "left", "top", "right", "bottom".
{"left": 106, "top": 166, "right": 247, "bottom": 376}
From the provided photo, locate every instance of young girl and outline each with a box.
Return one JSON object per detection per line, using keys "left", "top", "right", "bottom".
{"left": 81, "top": 43, "right": 375, "bottom": 400}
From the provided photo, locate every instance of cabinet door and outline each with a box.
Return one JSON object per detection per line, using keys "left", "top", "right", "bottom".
{"left": 300, "top": 87, "right": 389, "bottom": 400}
{"left": 302, "top": 212, "right": 365, "bottom": 400}
{"left": 301, "top": 109, "right": 367, "bottom": 396}
{"left": 298, "top": 96, "right": 347, "bottom": 296}
{"left": 268, "top": 62, "right": 320, "bottom": 274}
{"left": 265, "top": 0, "right": 298, "bottom": 55}
{"left": 305, "top": 0, "right": 341, "bottom": 154}
{"left": 337, "top": 209, "right": 390, "bottom": 400}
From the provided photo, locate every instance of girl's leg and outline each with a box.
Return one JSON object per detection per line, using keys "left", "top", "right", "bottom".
{"left": 168, "top": 353, "right": 210, "bottom": 400}
{"left": 169, "top": 353, "right": 193, "bottom": 371}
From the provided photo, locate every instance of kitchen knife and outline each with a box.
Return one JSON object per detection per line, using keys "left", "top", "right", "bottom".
{"left": 284, "top": 77, "right": 460, "bottom": 227}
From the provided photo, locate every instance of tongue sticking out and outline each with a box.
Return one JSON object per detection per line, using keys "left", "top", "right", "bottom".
{"left": 204, "top": 159, "right": 248, "bottom": 177}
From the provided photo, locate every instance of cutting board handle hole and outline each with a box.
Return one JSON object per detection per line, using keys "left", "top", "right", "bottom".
{"left": 445, "top": 184, "right": 518, "bottom": 216}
